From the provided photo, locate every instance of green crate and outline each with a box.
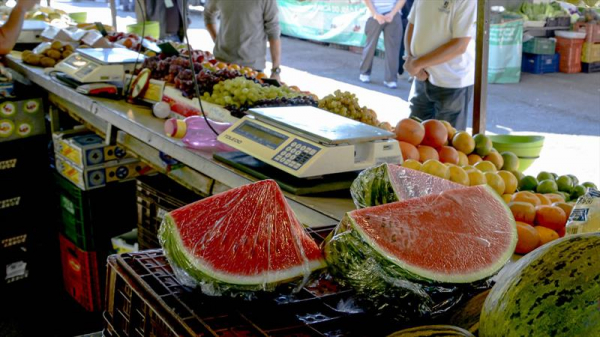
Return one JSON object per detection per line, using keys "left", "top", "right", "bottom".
{"left": 54, "top": 173, "right": 136, "bottom": 251}
{"left": 523, "top": 38, "right": 556, "bottom": 55}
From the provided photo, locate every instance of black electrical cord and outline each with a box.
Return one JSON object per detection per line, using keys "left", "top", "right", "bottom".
{"left": 179, "top": 0, "right": 219, "bottom": 136}
{"left": 124, "top": 0, "right": 147, "bottom": 98}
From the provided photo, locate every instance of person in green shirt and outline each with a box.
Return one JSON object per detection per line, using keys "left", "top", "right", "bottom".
{"left": 0, "top": 0, "right": 39, "bottom": 55}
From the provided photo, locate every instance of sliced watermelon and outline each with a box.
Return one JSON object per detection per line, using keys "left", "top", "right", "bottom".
{"left": 325, "top": 185, "right": 517, "bottom": 319}
{"left": 159, "top": 180, "right": 326, "bottom": 295}
{"left": 351, "top": 163, "right": 464, "bottom": 208}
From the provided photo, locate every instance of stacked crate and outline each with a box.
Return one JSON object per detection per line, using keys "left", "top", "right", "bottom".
{"left": 555, "top": 36, "right": 585, "bottom": 73}
{"left": 522, "top": 37, "right": 560, "bottom": 74}
{"left": 136, "top": 174, "right": 202, "bottom": 250}
{"left": 575, "top": 23, "right": 600, "bottom": 73}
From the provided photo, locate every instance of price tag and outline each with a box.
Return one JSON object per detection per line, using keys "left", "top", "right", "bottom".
{"left": 6, "top": 261, "right": 27, "bottom": 280}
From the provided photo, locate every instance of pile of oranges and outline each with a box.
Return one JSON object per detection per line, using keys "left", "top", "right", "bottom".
{"left": 509, "top": 191, "right": 572, "bottom": 255}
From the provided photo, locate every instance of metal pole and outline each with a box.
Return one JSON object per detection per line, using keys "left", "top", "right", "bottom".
{"left": 110, "top": 0, "right": 118, "bottom": 31}
{"left": 473, "top": 0, "right": 490, "bottom": 135}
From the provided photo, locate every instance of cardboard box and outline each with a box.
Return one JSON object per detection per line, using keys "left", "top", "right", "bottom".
{"left": 55, "top": 153, "right": 154, "bottom": 190}
{"left": 52, "top": 130, "right": 132, "bottom": 167}
{"left": 0, "top": 98, "right": 45, "bottom": 143}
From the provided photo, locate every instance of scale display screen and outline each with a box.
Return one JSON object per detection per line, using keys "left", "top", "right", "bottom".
{"left": 234, "top": 121, "right": 288, "bottom": 149}
{"left": 64, "top": 55, "right": 89, "bottom": 69}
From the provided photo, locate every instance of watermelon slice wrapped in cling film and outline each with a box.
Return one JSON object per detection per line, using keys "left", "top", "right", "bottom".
{"left": 159, "top": 179, "right": 326, "bottom": 297}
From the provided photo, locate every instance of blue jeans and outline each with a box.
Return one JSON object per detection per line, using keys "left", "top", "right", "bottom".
{"left": 408, "top": 79, "right": 473, "bottom": 131}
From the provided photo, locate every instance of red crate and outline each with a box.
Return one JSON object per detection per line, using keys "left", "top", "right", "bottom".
{"left": 555, "top": 37, "right": 584, "bottom": 73}
{"left": 59, "top": 233, "right": 101, "bottom": 312}
{"left": 574, "top": 22, "right": 600, "bottom": 44}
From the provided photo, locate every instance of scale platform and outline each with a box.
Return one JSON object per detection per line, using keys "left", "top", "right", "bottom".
{"left": 213, "top": 151, "right": 356, "bottom": 195}
{"left": 54, "top": 48, "right": 144, "bottom": 83}
{"left": 217, "top": 106, "right": 402, "bottom": 178}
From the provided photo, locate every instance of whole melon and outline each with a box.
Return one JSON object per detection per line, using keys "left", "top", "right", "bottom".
{"left": 479, "top": 232, "right": 600, "bottom": 337}
{"left": 387, "top": 325, "right": 475, "bottom": 337}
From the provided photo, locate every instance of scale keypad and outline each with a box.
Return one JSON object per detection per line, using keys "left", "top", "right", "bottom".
{"left": 272, "top": 140, "right": 319, "bottom": 171}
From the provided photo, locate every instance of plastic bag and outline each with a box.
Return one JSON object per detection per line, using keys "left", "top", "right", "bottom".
{"left": 488, "top": 18, "right": 523, "bottom": 84}
{"left": 566, "top": 188, "right": 600, "bottom": 235}
{"left": 159, "top": 179, "right": 326, "bottom": 298}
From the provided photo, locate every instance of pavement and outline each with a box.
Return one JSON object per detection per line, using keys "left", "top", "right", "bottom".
{"left": 49, "top": 1, "right": 600, "bottom": 184}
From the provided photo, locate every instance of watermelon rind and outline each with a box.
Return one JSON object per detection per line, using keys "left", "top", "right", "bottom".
{"left": 387, "top": 325, "right": 476, "bottom": 337}
{"left": 479, "top": 232, "right": 600, "bottom": 337}
{"left": 160, "top": 214, "right": 326, "bottom": 294}
{"left": 351, "top": 163, "right": 399, "bottom": 208}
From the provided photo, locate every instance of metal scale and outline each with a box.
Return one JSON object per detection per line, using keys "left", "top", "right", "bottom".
{"left": 217, "top": 106, "right": 402, "bottom": 178}
{"left": 54, "top": 48, "right": 144, "bottom": 83}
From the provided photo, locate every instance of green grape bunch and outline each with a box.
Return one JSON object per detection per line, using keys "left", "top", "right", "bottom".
{"left": 318, "top": 90, "right": 380, "bottom": 127}
{"left": 203, "top": 77, "right": 302, "bottom": 108}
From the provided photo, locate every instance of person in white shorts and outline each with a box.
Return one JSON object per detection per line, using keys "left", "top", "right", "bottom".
{"left": 403, "top": 0, "right": 477, "bottom": 131}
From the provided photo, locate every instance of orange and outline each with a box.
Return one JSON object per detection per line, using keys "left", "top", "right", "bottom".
{"left": 511, "top": 191, "right": 541, "bottom": 206}
{"left": 545, "top": 193, "right": 565, "bottom": 204}
{"left": 457, "top": 151, "right": 469, "bottom": 166}
{"left": 484, "top": 151, "right": 504, "bottom": 170}
{"left": 448, "top": 166, "right": 470, "bottom": 186}
{"left": 417, "top": 145, "right": 439, "bottom": 163}
{"left": 534, "top": 226, "right": 559, "bottom": 247}
{"left": 452, "top": 131, "right": 475, "bottom": 155}
{"left": 468, "top": 170, "right": 487, "bottom": 186}
{"left": 438, "top": 146, "right": 459, "bottom": 165}
{"left": 515, "top": 221, "right": 540, "bottom": 255}
{"left": 502, "top": 194, "right": 513, "bottom": 203}
{"left": 440, "top": 120, "right": 456, "bottom": 143}
{"left": 399, "top": 141, "right": 420, "bottom": 161}
{"left": 421, "top": 120, "right": 448, "bottom": 149}
{"left": 475, "top": 161, "right": 497, "bottom": 173}
{"left": 421, "top": 159, "right": 450, "bottom": 179}
{"left": 402, "top": 159, "right": 422, "bottom": 171}
{"left": 498, "top": 170, "right": 518, "bottom": 194}
{"left": 509, "top": 201, "right": 536, "bottom": 224}
{"left": 468, "top": 154, "right": 483, "bottom": 165}
{"left": 485, "top": 172, "right": 505, "bottom": 195}
{"left": 534, "top": 205, "right": 567, "bottom": 231}
{"left": 395, "top": 118, "right": 425, "bottom": 146}
{"left": 535, "top": 193, "right": 552, "bottom": 206}
{"left": 552, "top": 202, "right": 574, "bottom": 218}
{"left": 556, "top": 227, "right": 566, "bottom": 238}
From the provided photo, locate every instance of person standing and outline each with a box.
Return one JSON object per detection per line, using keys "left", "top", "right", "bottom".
{"left": 397, "top": 0, "right": 414, "bottom": 81}
{"left": 204, "top": 0, "right": 282, "bottom": 80}
{"left": 403, "top": 0, "right": 477, "bottom": 131}
{"left": 359, "top": 0, "right": 406, "bottom": 89}
{"left": 0, "top": 0, "right": 39, "bottom": 54}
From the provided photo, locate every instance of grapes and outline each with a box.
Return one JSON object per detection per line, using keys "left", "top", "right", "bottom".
{"left": 318, "top": 90, "right": 380, "bottom": 126}
{"left": 203, "top": 77, "right": 304, "bottom": 109}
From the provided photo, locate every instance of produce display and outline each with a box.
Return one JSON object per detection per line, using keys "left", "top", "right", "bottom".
{"left": 325, "top": 185, "right": 517, "bottom": 321}
{"left": 479, "top": 233, "right": 600, "bottom": 337}
{"left": 350, "top": 163, "right": 463, "bottom": 208}
{"left": 387, "top": 325, "right": 475, "bottom": 337}
{"left": 202, "top": 77, "right": 305, "bottom": 108}
{"left": 159, "top": 179, "right": 326, "bottom": 296}
{"left": 318, "top": 90, "right": 379, "bottom": 126}
{"left": 21, "top": 41, "right": 74, "bottom": 67}
{"left": 512, "top": 2, "right": 568, "bottom": 21}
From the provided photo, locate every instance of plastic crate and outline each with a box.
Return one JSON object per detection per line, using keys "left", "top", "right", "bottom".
{"left": 574, "top": 22, "right": 600, "bottom": 44}
{"left": 582, "top": 61, "right": 600, "bottom": 73}
{"left": 523, "top": 38, "right": 556, "bottom": 55}
{"left": 582, "top": 42, "right": 600, "bottom": 63}
{"left": 136, "top": 175, "right": 201, "bottom": 250}
{"left": 55, "top": 172, "right": 136, "bottom": 251}
{"left": 522, "top": 53, "right": 560, "bottom": 74}
{"left": 59, "top": 233, "right": 102, "bottom": 312}
{"left": 555, "top": 37, "right": 584, "bottom": 73}
{"left": 0, "top": 233, "right": 29, "bottom": 288}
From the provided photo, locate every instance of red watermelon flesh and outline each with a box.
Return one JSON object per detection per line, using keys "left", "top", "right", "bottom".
{"left": 348, "top": 185, "right": 517, "bottom": 283}
{"left": 388, "top": 165, "right": 464, "bottom": 200}
{"left": 164, "top": 179, "right": 325, "bottom": 286}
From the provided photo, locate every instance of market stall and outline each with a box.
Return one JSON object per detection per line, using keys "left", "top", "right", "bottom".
{"left": 1, "top": 1, "right": 599, "bottom": 336}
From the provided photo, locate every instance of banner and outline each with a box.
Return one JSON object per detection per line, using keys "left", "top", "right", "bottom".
{"left": 488, "top": 19, "right": 524, "bottom": 84}
{"left": 277, "top": 0, "right": 385, "bottom": 50}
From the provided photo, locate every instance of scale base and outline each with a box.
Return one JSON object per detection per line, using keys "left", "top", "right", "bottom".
{"left": 213, "top": 151, "right": 358, "bottom": 196}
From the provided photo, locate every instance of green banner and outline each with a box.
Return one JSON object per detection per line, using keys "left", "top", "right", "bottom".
{"left": 277, "top": 0, "right": 384, "bottom": 50}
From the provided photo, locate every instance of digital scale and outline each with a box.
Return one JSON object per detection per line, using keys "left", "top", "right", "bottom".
{"left": 54, "top": 48, "right": 144, "bottom": 83}
{"left": 0, "top": 20, "right": 48, "bottom": 43}
{"left": 217, "top": 106, "right": 402, "bottom": 178}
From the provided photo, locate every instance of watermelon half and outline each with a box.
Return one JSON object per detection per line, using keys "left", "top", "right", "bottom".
{"left": 351, "top": 163, "right": 464, "bottom": 208}
{"left": 159, "top": 179, "right": 326, "bottom": 295}
{"left": 325, "top": 185, "right": 517, "bottom": 319}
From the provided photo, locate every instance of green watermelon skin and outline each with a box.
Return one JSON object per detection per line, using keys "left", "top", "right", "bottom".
{"left": 387, "top": 325, "right": 476, "bottom": 337}
{"left": 479, "top": 233, "right": 600, "bottom": 337}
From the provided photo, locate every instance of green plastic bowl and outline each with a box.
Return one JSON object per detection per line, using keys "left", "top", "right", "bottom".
{"left": 517, "top": 156, "right": 539, "bottom": 172}
{"left": 490, "top": 135, "right": 545, "bottom": 158}
{"left": 126, "top": 21, "right": 160, "bottom": 39}
{"left": 68, "top": 12, "right": 87, "bottom": 24}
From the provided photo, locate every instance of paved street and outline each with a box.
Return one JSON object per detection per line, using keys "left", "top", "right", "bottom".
{"left": 50, "top": 1, "right": 600, "bottom": 183}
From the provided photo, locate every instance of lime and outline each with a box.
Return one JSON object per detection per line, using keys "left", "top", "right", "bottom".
{"left": 536, "top": 179, "right": 559, "bottom": 194}
{"left": 519, "top": 175, "right": 538, "bottom": 191}
{"left": 567, "top": 174, "right": 579, "bottom": 186}
{"left": 582, "top": 182, "right": 598, "bottom": 190}
{"left": 474, "top": 160, "right": 497, "bottom": 173}
{"left": 537, "top": 171, "right": 555, "bottom": 182}
{"left": 570, "top": 185, "right": 587, "bottom": 200}
{"left": 500, "top": 152, "right": 520, "bottom": 172}
{"left": 511, "top": 170, "right": 525, "bottom": 183}
{"left": 558, "top": 191, "right": 571, "bottom": 202}
{"left": 556, "top": 175, "right": 574, "bottom": 193}
{"left": 551, "top": 173, "right": 558, "bottom": 180}
{"left": 473, "top": 134, "right": 493, "bottom": 157}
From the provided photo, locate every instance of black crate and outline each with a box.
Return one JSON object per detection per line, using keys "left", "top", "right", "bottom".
{"left": 582, "top": 61, "right": 600, "bottom": 73}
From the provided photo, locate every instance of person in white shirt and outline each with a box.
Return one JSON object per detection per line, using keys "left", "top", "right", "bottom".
{"left": 403, "top": 0, "right": 477, "bottom": 131}
{"left": 359, "top": 0, "right": 406, "bottom": 89}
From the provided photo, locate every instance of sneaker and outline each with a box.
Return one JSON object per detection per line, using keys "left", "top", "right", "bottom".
{"left": 359, "top": 74, "right": 371, "bottom": 83}
{"left": 398, "top": 72, "right": 412, "bottom": 81}
{"left": 383, "top": 81, "right": 397, "bottom": 89}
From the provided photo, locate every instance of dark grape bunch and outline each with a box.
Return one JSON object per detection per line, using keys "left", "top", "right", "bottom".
{"left": 225, "top": 96, "right": 318, "bottom": 118}
{"left": 141, "top": 56, "right": 198, "bottom": 83}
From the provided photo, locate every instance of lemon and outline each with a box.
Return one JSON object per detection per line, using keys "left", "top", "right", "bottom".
{"left": 468, "top": 170, "right": 487, "bottom": 186}
{"left": 402, "top": 159, "right": 422, "bottom": 171}
{"left": 475, "top": 160, "right": 497, "bottom": 173}
{"left": 421, "top": 159, "right": 450, "bottom": 180}
{"left": 485, "top": 172, "right": 506, "bottom": 195}
{"left": 498, "top": 170, "right": 518, "bottom": 194}
{"left": 448, "top": 166, "right": 470, "bottom": 186}
{"left": 452, "top": 131, "right": 475, "bottom": 154}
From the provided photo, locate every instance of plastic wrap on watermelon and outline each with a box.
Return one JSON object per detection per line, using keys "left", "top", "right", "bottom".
{"left": 159, "top": 179, "right": 326, "bottom": 298}
{"left": 325, "top": 185, "right": 518, "bottom": 322}
{"left": 566, "top": 188, "right": 600, "bottom": 235}
{"left": 350, "top": 163, "right": 464, "bottom": 209}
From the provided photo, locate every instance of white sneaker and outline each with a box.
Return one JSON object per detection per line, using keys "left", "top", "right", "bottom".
{"left": 359, "top": 74, "right": 371, "bottom": 83}
{"left": 398, "top": 72, "right": 412, "bottom": 81}
{"left": 384, "top": 81, "right": 397, "bottom": 89}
